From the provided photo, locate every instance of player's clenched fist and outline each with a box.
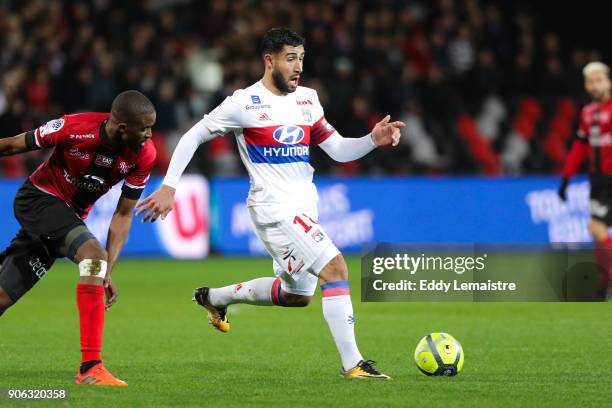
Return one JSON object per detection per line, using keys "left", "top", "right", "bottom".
{"left": 371, "top": 114, "right": 405, "bottom": 147}
{"left": 135, "top": 184, "right": 176, "bottom": 223}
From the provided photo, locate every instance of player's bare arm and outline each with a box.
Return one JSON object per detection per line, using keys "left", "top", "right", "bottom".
{"left": 103, "top": 196, "right": 138, "bottom": 310}
{"left": 0, "top": 133, "right": 31, "bottom": 156}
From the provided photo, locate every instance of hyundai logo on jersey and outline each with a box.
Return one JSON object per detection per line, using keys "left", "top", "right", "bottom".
{"left": 243, "top": 125, "right": 310, "bottom": 164}
{"left": 273, "top": 125, "right": 305, "bottom": 145}
{"left": 251, "top": 95, "right": 261, "bottom": 104}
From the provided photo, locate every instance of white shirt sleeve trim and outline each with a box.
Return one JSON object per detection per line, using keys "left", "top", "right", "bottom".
{"left": 34, "top": 129, "right": 42, "bottom": 148}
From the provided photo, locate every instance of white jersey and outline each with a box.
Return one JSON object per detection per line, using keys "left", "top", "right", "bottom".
{"left": 201, "top": 81, "right": 336, "bottom": 207}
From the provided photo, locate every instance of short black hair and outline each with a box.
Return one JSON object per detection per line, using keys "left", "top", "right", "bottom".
{"left": 260, "top": 27, "right": 305, "bottom": 55}
{"left": 111, "top": 90, "right": 155, "bottom": 123}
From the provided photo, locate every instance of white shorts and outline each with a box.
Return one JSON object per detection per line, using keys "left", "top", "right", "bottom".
{"left": 249, "top": 204, "right": 340, "bottom": 296}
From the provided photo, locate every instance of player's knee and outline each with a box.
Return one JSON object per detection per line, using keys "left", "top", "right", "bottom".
{"left": 588, "top": 220, "right": 609, "bottom": 242}
{"left": 282, "top": 292, "right": 312, "bottom": 307}
{"left": 73, "top": 239, "right": 108, "bottom": 263}
{"left": 76, "top": 258, "right": 107, "bottom": 286}
{"left": 73, "top": 240, "right": 108, "bottom": 283}
{"left": 318, "top": 254, "right": 349, "bottom": 284}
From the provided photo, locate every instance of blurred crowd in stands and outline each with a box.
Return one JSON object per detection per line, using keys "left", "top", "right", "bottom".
{"left": 0, "top": 0, "right": 602, "bottom": 177}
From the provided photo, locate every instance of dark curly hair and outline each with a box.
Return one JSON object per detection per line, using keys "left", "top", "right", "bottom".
{"left": 260, "top": 27, "right": 305, "bottom": 55}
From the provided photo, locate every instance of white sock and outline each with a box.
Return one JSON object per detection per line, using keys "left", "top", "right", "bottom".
{"left": 321, "top": 280, "right": 363, "bottom": 370}
{"left": 208, "top": 277, "right": 279, "bottom": 307}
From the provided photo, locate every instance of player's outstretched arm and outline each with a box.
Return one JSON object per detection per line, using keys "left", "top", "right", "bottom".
{"left": 136, "top": 121, "right": 215, "bottom": 223}
{"left": 0, "top": 133, "right": 30, "bottom": 157}
{"left": 103, "top": 196, "right": 138, "bottom": 309}
{"left": 319, "top": 115, "right": 405, "bottom": 162}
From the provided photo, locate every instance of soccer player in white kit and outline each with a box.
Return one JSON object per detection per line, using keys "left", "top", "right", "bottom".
{"left": 136, "top": 28, "right": 404, "bottom": 379}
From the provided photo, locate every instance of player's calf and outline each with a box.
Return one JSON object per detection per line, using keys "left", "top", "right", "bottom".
{"left": 318, "top": 254, "right": 349, "bottom": 284}
{"left": 281, "top": 292, "right": 311, "bottom": 307}
{"left": 205, "top": 277, "right": 312, "bottom": 307}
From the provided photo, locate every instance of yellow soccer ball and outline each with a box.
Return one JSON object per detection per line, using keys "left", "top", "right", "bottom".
{"left": 414, "top": 332, "right": 464, "bottom": 376}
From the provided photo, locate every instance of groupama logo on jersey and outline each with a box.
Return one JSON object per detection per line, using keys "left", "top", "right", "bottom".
{"left": 273, "top": 125, "right": 305, "bottom": 145}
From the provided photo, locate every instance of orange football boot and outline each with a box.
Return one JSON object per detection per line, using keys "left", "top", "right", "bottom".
{"left": 75, "top": 364, "right": 128, "bottom": 386}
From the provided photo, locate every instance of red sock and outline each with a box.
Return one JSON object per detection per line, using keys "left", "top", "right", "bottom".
{"left": 77, "top": 284, "right": 105, "bottom": 363}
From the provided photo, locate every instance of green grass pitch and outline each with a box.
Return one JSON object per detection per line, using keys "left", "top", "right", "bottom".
{"left": 0, "top": 257, "right": 610, "bottom": 407}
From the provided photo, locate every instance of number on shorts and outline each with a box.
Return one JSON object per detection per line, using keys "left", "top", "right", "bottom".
{"left": 293, "top": 213, "right": 317, "bottom": 233}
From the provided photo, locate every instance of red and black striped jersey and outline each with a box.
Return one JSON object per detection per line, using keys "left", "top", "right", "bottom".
{"left": 26, "top": 112, "right": 156, "bottom": 219}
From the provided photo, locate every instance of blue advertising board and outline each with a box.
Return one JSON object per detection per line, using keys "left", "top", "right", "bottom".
{"left": 210, "top": 176, "right": 592, "bottom": 255}
{"left": 0, "top": 176, "right": 209, "bottom": 258}
{"left": 0, "top": 176, "right": 592, "bottom": 257}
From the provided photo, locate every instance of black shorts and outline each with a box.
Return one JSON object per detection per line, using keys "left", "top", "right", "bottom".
{"left": 0, "top": 180, "right": 96, "bottom": 301}
{"left": 589, "top": 176, "right": 612, "bottom": 225}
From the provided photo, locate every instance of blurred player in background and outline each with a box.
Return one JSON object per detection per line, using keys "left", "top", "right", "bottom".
{"left": 0, "top": 91, "right": 157, "bottom": 385}
{"left": 559, "top": 62, "right": 612, "bottom": 296}
{"left": 137, "top": 28, "right": 403, "bottom": 379}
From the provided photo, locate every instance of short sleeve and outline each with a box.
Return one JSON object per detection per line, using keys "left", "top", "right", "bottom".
{"left": 201, "top": 94, "right": 243, "bottom": 136}
{"left": 122, "top": 145, "right": 156, "bottom": 199}
{"left": 310, "top": 91, "right": 336, "bottom": 145}
{"left": 30, "top": 117, "right": 69, "bottom": 148}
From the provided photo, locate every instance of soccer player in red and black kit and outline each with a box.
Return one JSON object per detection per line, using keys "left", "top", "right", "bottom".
{"left": 0, "top": 90, "right": 156, "bottom": 386}
{"left": 559, "top": 62, "right": 612, "bottom": 297}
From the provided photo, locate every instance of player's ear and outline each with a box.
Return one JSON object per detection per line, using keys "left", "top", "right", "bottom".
{"left": 116, "top": 123, "right": 127, "bottom": 135}
{"left": 263, "top": 53, "right": 274, "bottom": 69}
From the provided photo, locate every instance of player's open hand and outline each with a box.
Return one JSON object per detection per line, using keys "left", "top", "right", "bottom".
{"left": 104, "top": 277, "right": 118, "bottom": 310}
{"left": 135, "top": 185, "right": 176, "bottom": 223}
{"left": 371, "top": 115, "right": 405, "bottom": 147}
